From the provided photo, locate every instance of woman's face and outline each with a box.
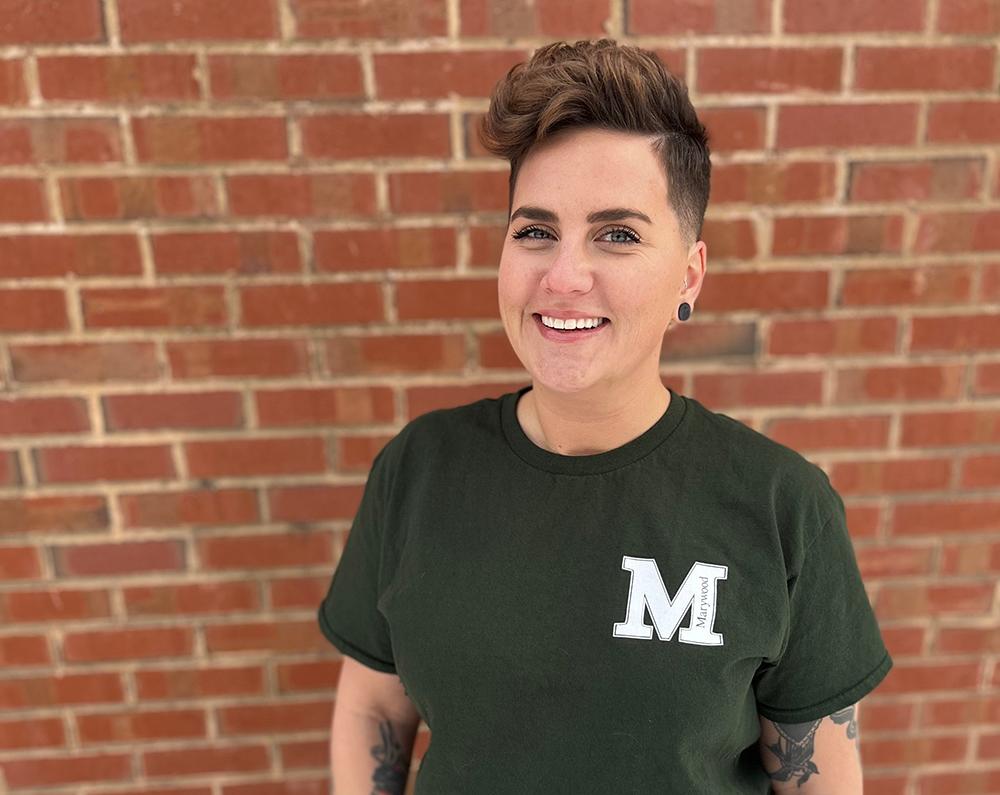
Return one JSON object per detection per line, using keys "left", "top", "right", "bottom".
{"left": 497, "top": 126, "right": 704, "bottom": 397}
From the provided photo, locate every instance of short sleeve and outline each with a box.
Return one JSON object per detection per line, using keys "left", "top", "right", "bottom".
{"left": 317, "top": 446, "right": 396, "bottom": 674}
{"left": 753, "top": 487, "right": 893, "bottom": 723}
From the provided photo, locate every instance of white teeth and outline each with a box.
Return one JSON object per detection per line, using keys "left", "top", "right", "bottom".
{"left": 540, "top": 315, "right": 605, "bottom": 330}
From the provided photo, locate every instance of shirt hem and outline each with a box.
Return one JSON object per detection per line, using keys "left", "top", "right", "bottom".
{"left": 317, "top": 605, "right": 397, "bottom": 674}
{"left": 755, "top": 650, "right": 893, "bottom": 723}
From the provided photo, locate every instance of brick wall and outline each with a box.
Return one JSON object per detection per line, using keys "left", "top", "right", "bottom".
{"left": 1, "top": 0, "right": 998, "bottom": 793}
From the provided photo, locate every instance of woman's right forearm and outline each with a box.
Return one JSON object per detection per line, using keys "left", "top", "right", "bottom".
{"left": 331, "top": 706, "right": 418, "bottom": 795}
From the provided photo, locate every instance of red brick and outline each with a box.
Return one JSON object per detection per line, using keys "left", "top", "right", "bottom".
{"left": 53, "top": 540, "right": 185, "bottom": 577}
{"left": 119, "top": 0, "right": 279, "bottom": 42}
{"left": 153, "top": 229, "right": 301, "bottom": 276}
{"left": 936, "top": 626, "right": 999, "bottom": 654}
{"left": 0, "top": 0, "right": 104, "bottom": 44}
{"left": 877, "top": 661, "right": 981, "bottom": 694}
{"left": 698, "top": 106, "right": 767, "bottom": 152}
{"left": 901, "top": 408, "right": 1000, "bottom": 447}
{"left": 928, "top": 101, "right": 1000, "bottom": 144}
{"left": 198, "top": 532, "right": 332, "bottom": 570}
{"left": 835, "top": 364, "right": 965, "bottom": 403}
{"left": 768, "top": 317, "right": 898, "bottom": 356}
{"left": 290, "top": 0, "right": 447, "bottom": 38}
{"left": 396, "top": 278, "right": 499, "bottom": 321}
{"left": 0, "top": 634, "right": 49, "bottom": 665}
{"left": 82, "top": 286, "right": 228, "bottom": 329}
{"left": 630, "top": 0, "right": 771, "bottom": 33}
{"left": 301, "top": 113, "right": 450, "bottom": 159}
{"left": 0, "top": 495, "right": 108, "bottom": 535}
{"left": 916, "top": 210, "right": 1000, "bottom": 253}
{"left": 850, "top": 158, "right": 984, "bottom": 202}
{"left": 765, "top": 414, "right": 890, "bottom": 451}
{"left": 711, "top": 161, "right": 837, "bottom": 204}
{"left": 405, "top": 381, "right": 524, "bottom": 418}
{"left": 697, "top": 218, "right": 758, "bottom": 259}
{"left": 63, "top": 627, "right": 193, "bottom": 663}
{"left": 314, "top": 226, "right": 456, "bottom": 272}
{"left": 859, "top": 701, "right": 915, "bottom": 732}
{"left": 911, "top": 314, "right": 1000, "bottom": 352}
{"left": 962, "top": 453, "right": 1000, "bottom": 488}
{"left": 218, "top": 699, "right": 330, "bottom": 734}
{"left": 389, "top": 170, "right": 508, "bottom": 214}
{"left": 374, "top": 51, "right": 526, "bottom": 99}
{"left": 204, "top": 620, "right": 323, "bottom": 654}
{"left": 0, "top": 289, "right": 67, "bottom": 332}
{"left": 855, "top": 544, "right": 935, "bottom": 579}
{"left": 0, "top": 117, "right": 122, "bottom": 165}
{"left": 661, "top": 321, "right": 757, "bottom": 363}
{"left": 777, "top": 103, "right": 919, "bottom": 148}
{"left": 326, "top": 333, "right": 466, "bottom": 374}
{"left": 0, "top": 451, "right": 20, "bottom": 486}
{"left": 143, "top": 742, "right": 270, "bottom": 776}
{"left": 240, "top": 283, "right": 382, "bottom": 327}
{"left": 0, "top": 672, "right": 124, "bottom": 709}
{"left": 267, "top": 486, "right": 362, "bottom": 523}
{"left": 940, "top": 540, "right": 1000, "bottom": 575}
{"left": 132, "top": 116, "right": 287, "bottom": 163}
{"left": 697, "top": 271, "right": 828, "bottom": 311}
{"left": 0, "top": 588, "right": 111, "bottom": 623}
{"left": 937, "top": 0, "right": 1000, "bottom": 34}
{"left": 842, "top": 265, "right": 974, "bottom": 306}
{"left": 891, "top": 498, "right": 1000, "bottom": 536}
{"left": 460, "top": 0, "right": 611, "bottom": 37}
{"left": 876, "top": 583, "right": 994, "bottom": 619}
{"left": 921, "top": 696, "right": 1000, "bottom": 726}
{"left": 9, "top": 341, "right": 159, "bottom": 384}
{"left": 227, "top": 173, "right": 376, "bottom": 218}
{"left": 0, "top": 396, "right": 89, "bottom": 436}
{"left": 691, "top": 371, "right": 824, "bottom": 408}
{"left": 983, "top": 263, "right": 1000, "bottom": 300}
{"left": 77, "top": 709, "right": 206, "bottom": 743}
{"left": 831, "top": 456, "right": 952, "bottom": 495}
{"left": 0, "top": 233, "right": 142, "bottom": 278}
{"left": 335, "top": 435, "right": 394, "bottom": 472}
{"left": 255, "top": 386, "right": 395, "bottom": 427}
{"left": 36, "top": 445, "right": 176, "bottom": 484}
{"left": 975, "top": 361, "right": 1000, "bottom": 396}
{"left": 184, "top": 437, "right": 327, "bottom": 478}
{"left": 120, "top": 488, "right": 259, "bottom": 529}
{"left": 698, "top": 47, "right": 841, "bottom": 94}
{"left": 919, "top": 769, "right": 1000, "bottom": 795}
{"left": 38, "top": 54, "right": 200, "bottom": 102}
{"left": 0, "top": 56, "right": 27, "bottom": 105}
{"left": 136, "top": 665, "right": 265, "bottom": 701}
{"left": 856, "top": 46, "right": 995, "bottom": 91}
{"left": 123, "top": 582, "right": 259, "bottom": 617}
{"left": 270, "top": 576, "right": 330, "bottom": 611}
{"left": 0, "top": 717, "right": 64, "bottom": 750}
{"left": 862, "top": 734, "right": 967, "bottom": 766}
{"left": 167, "top": 338, "right": 311, "bottom": 379}
{"left": 60, "top": 175, "right": 219, "bottom": 220}
{"left": 2, "top": 752, "right": 132, "bottom": 788}
{"left": 209, "top": 53, "right": 363, "bottom": 101}
{"left": 0, "top": 177, "right": 46, "bottom": 222}
{"left": 478, "top": 330, "right": 523, "bottom": 369}
{"left": 773, "top": 214, "right": 904, "bottom": 256}
{"left": 784, "top": 0, "right": 924, "bottom": 32}
{"left": 0, "top": 553, "right": 47, "bottom": 601}
{"left": 881, "top": 626, "right": 926, "bottom": 658}
{"left": 103, "top": 392, "right": 243, "bottom": 431}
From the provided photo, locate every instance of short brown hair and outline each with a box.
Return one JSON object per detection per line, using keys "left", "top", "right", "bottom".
{"left": 478, "top": 38, "right": 711, "bottom": 246}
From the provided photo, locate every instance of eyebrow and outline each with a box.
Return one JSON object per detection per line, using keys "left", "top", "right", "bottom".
{"left": 509, "top": 205, "right": 653, "bottom": 226}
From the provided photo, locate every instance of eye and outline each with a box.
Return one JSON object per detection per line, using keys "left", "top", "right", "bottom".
{"left": 510, "top": 225, "right": 552, "bottom": 241}
{"left": 601, "top": 226, "right": 642, "bottom": 245}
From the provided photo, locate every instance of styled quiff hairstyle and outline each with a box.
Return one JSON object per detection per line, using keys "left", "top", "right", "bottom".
{"left": 478, "top": 38, "right": 711, "bottom": 247}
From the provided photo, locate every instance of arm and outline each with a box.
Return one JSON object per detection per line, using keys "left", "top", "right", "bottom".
{"left": 331, "top": 656, "right": 423, "bottom": 794}
{"left": 758, "top": 701, "right": 863, "bottom": 793}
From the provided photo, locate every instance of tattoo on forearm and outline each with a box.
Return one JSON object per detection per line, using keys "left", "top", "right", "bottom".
{"left": 370, "top": 719, "right": 407, "bottom": 795}
{"left": 766, "top": 718, "right": 822, "bottom": 786}
{"left": 765, "top": 706, "right": 859, "bottom": 788}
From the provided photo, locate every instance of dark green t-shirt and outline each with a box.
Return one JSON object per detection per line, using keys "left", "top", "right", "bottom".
{"left": 318, "top": 385, "right": 892, "bottom": 793}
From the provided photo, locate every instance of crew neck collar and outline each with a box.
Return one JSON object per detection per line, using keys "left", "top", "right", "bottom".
{"left": 500, "top": 384, "right": 687, "bottom": 475}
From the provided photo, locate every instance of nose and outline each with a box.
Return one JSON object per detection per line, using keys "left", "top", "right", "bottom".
{"left": 539, "top": 240, "right": 595, "bottom": 294}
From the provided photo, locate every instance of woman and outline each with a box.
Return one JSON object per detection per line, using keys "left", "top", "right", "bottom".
{"left": 320, "top": 39, "right": 892, "bottom": 794}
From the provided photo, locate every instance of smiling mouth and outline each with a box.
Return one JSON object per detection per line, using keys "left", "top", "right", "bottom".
{"left": 531, "top": 313, "right": 611, "bottom": 337}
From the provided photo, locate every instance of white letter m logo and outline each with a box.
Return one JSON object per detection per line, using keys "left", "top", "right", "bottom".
{"left": 612, "top": 555, "right": 728, "bottom": 646}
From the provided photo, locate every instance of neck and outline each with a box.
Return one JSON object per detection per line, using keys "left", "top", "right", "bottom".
{"left": 517, "top": 380, "right": 671, "bottom": 456}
